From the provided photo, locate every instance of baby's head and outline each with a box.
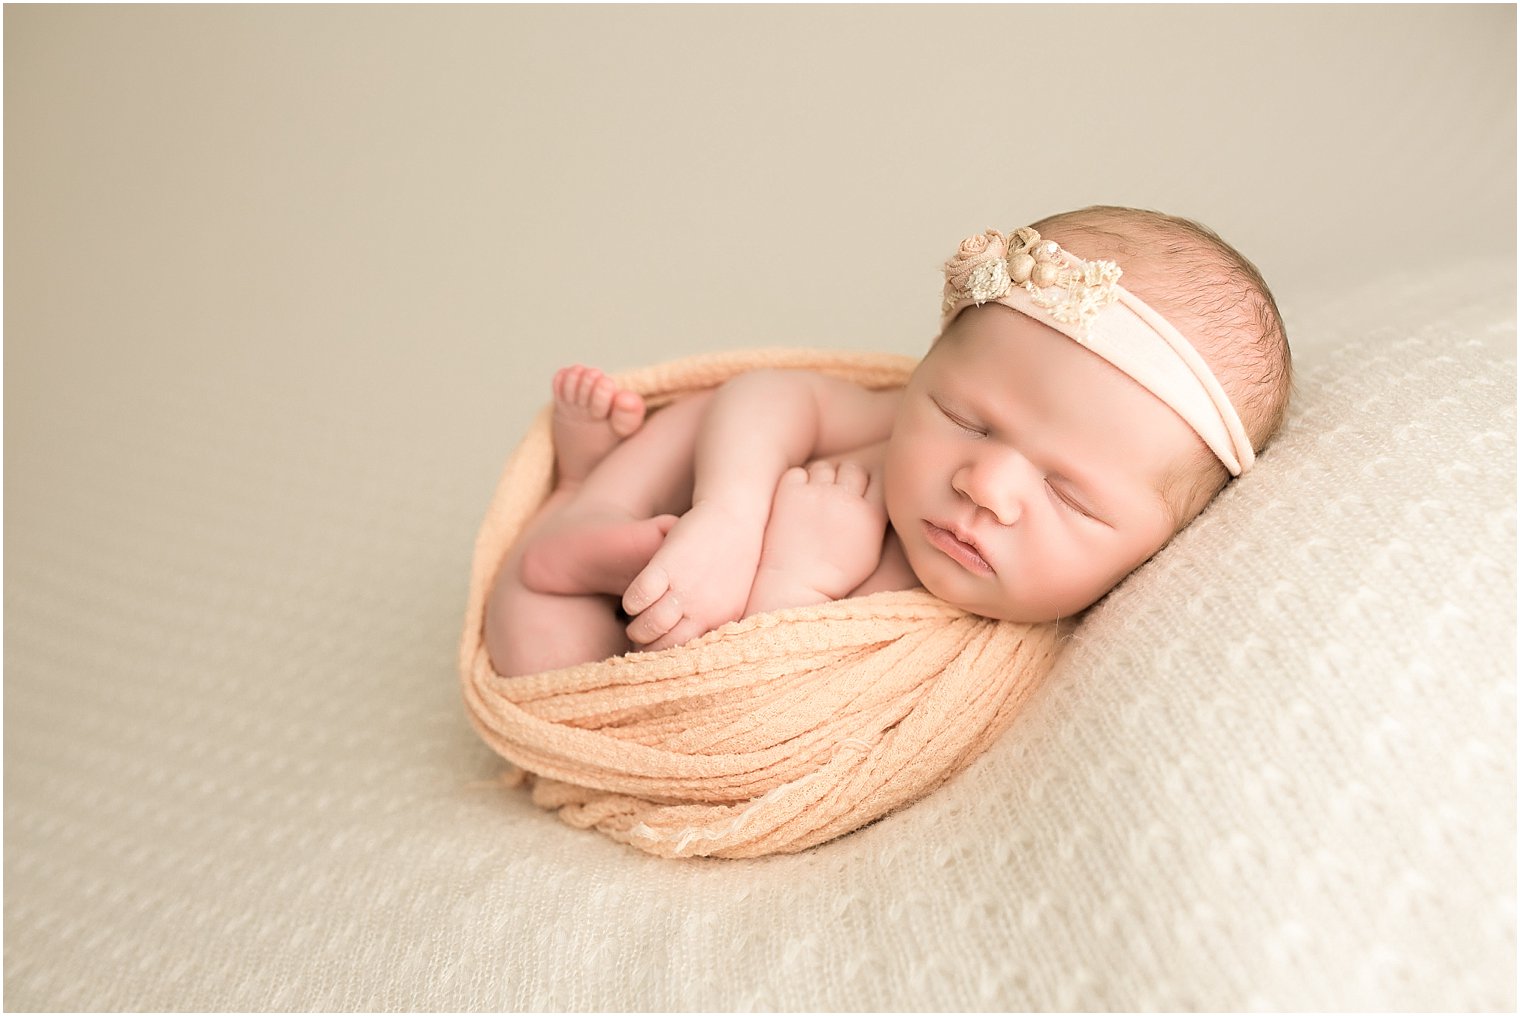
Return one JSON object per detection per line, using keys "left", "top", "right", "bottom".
{"left": 883, "top": 205, "right": 1290, "bottom": 622}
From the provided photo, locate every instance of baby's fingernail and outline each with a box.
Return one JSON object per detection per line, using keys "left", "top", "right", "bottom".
{"left": 622, "top": 567, "right": 664, "bottom": 614}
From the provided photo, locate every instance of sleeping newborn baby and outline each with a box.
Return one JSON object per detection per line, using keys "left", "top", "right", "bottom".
{"left": 485, "top": 205, "right": 1290, "bottom": 678}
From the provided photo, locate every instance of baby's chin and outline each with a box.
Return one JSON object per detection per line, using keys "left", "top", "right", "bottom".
{"left": 922, "top": 574, "right": 1103, "bottom": 625}
{"left": 902, "top": 537, "right": 1112, "bottom": 623}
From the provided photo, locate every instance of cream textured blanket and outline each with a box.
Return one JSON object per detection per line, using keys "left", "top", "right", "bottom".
{"left": 459, "top": 349, "right": 1062, "bottom": 858}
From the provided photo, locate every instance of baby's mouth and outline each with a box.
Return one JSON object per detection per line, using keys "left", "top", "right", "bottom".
{"left": 922, "top": 520, "right": 995, "bottom": 575}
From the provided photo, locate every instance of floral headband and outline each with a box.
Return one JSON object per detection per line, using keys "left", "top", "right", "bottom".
{"left": 941, "top": 227, "right": 1255, "bottom": 476}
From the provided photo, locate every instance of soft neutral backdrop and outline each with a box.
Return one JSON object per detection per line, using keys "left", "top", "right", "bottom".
{"left": 5, "top": 5, "right": 1515, "bottom": 1011}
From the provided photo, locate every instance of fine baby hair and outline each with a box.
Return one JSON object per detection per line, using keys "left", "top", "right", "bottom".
{"left": 460, "top": 205, "right": 1290, "bottom": 857}
{"left": 1005, "top": 206, "right": 1291, "bottom": 526}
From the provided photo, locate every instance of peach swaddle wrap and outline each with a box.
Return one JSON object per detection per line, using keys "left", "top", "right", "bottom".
{"left": 459, "top": 348, "right": 1063, "bottom": 858}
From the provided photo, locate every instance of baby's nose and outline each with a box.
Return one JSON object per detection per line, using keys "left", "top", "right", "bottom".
{"left": 952, "top": 455, "right": 1028, "bottom": 526}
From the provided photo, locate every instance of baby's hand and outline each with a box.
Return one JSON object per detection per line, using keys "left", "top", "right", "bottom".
{"left": 744, "top": 460, "right": 889, "bottom": 616}
{"left": 621, "top": 500, "right": 764, "bottom": 651}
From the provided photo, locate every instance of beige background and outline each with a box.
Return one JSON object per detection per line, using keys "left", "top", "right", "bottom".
{"left": 5, "top": 5, "right": 1515, "bottom": 1011}
{"left": 6, "top": 4, "right": 1515, "bottom": 459}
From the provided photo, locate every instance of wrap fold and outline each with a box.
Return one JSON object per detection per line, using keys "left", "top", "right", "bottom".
{"left": 459, "top": 348, "right": 1062, "bottom": 858}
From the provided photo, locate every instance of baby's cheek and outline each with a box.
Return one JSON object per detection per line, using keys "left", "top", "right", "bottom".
{"left": 1017, "top": 563, "right": 1124, "bottom": 622}
{"left": 880, "top": 441, "right": 913, "bottom": 519}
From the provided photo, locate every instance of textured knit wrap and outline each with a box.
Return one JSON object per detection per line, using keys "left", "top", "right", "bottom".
{"left": 459, "top": 349, "right": 1064, "bottom": 858}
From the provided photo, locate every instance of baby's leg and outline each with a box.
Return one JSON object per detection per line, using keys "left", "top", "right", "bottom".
{"left": 485, "top": 547, "right": 631, "bottom": 678}
{"left": 744, "top": 461, "right": 889, "bottom": 615}
{"left": 484, "top": 380, "right": 711, "bottom": 677}
{"left": 520, "top": 513, "right": 678, "bottom": 596}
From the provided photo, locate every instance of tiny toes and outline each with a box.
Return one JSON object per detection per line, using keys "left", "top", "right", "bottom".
{"left": 647, "top": 617, "right": 709, "bottom": 652}
{"left": 548, "top": 365, "right": 642, "bottom": 484}
{"left": 575, "top": 367, "right": 604, "bottom": 406}
{"left": 552, "top": 366, "right": 580, "bottom": 403}
{"left": 608, "top": 390, "right": 647, "bottom": 437}
{"left": 588, "top": 376, "right": 616, "bottom": 418}
{"left": 836, "top": 461, "right": 868, "bottom": 496}
{"left": 780, "top": 466, "right": 809, "bottom": 487}
{"left": 807, "top": 461, "right": 837, "bottom": 484}
{"left": 626, "top": 592, "right": 682, "bottom": 646}
{"left": 622, "top": 564, "right": 670, "bottom": 616}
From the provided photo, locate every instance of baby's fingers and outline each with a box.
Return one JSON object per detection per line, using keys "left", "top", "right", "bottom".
{"left": 625, "top": 589, "right": 684, "bottom": 646}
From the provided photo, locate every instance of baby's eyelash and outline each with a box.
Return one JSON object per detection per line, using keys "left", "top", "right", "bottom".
{"left": 932, "top": 394, "right": 1102, "bottom": 523}
{"left": 934, "top": 400, "right": 986, "bottom": 436}
{"left": 1049, "top": 481, "right": 1093, "bottom": 519}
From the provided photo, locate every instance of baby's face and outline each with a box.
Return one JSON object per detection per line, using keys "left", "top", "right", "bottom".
{"left": 884, "top": 304, "right": 1207, "bottom": 622}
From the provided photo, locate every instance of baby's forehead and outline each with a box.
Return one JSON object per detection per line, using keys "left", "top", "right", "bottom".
{"left": 930, "top": 312, "right": 1127, "bottom": 406}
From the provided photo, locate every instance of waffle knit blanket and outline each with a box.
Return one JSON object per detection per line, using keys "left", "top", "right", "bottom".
{"left": 459, "top": 349, "right": 1063, "bottom": 858}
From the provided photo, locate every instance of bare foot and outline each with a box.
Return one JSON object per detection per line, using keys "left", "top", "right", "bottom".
{"left": 745, "top": 460, "right": 889, "bottom": 615}
{"left": 621, "top": 500, "right": 765, "bottom": 651}
{"left": 519, "top": 513, "right": 678, "bottom": 597}
{"left": 551, "top": 365, "right": 647, "bottom": 484}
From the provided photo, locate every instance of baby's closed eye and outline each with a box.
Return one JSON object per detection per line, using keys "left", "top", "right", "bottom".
{"left": 933, "top": 398, "right": 987, "bottom": 437}
{"left": 1046, "top": 480, "right": 1113, "bottom": 526}
{"left": 1047, "top": 481, "right": 1090, "bottom": 516}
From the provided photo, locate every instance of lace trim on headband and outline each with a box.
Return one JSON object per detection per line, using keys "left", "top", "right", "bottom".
{"left": 942, "top": 227, "right": 1122, "bottom": 340}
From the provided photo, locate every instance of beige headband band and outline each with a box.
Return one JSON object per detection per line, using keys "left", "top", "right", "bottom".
{"left": 940, "top": 227, "right": 1255, "bottom": 477}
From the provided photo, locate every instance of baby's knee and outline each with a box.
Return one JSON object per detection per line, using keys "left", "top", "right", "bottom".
{"left": 484, "top": 551, "right": 550, "bottom": 674}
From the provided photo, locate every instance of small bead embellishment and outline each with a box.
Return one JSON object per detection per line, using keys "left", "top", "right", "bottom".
{"left": 942, "top": 227, "right": 1124, "bottom": 340}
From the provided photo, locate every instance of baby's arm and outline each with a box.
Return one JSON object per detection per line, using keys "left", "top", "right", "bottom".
{"left": 622, "top": 370, "right": 898, "bottom": 650}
